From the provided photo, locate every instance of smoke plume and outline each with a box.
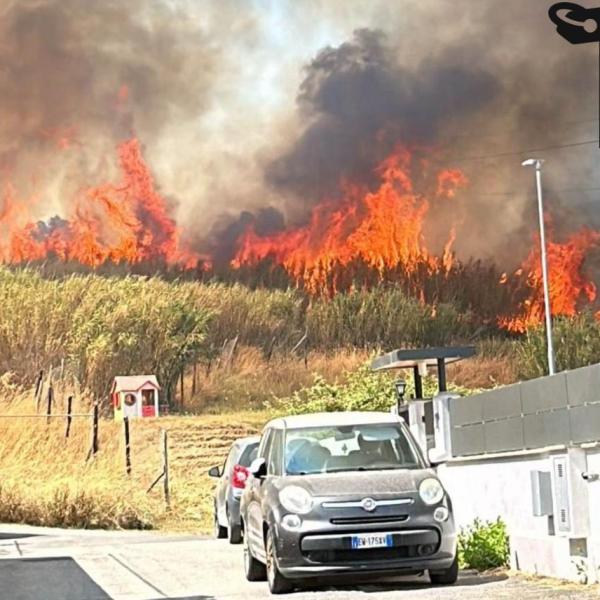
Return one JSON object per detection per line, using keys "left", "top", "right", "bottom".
{"left": 0, "top": 0, "right": 598, "bottom": 267}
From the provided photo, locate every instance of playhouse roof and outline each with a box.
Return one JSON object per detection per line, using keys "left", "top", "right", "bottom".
{"left": 111, "top": 375, "right": 160, "bottom": 393}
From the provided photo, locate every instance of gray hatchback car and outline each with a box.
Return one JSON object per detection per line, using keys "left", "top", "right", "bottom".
{"left": 240, "top": 412, "right": 457, "bottom": 594}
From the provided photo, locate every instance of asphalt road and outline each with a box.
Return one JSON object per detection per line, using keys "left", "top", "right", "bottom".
{"left": 0, "top": 525, "right": 598, "bottom": 600}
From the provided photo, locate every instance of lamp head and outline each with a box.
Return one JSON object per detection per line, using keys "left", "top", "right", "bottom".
{"left": 522, "top": 158, "right": 544, "bottom": 167}
{"left": 394, "top": 379, "right": 407, "bottom": 402}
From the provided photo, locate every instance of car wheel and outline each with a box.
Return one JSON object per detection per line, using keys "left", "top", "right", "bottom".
{"left": 244, "top": 528, "right": 267, "bottom": 581}
{"left": 214, "top": 508, "right": 227, "bottom": 539}
{"left": 228, "top": 512, "right": 243, "bottom": 545}
{"left": 266, "top": 529, "right": 294, "bottom": 594}
{"left": 429, "top": 554, "right": 459, "bottom": 585}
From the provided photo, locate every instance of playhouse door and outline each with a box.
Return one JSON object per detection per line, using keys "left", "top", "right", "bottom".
{"left": 123, "top": 393, "right": 139, "bottom": 419}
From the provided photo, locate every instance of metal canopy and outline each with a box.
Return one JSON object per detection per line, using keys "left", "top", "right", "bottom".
{"left": 371, "top": 346, "right": 476, "bottom": 371}
{"left": 371, "top": 346, "right": 476, "bottom": 399}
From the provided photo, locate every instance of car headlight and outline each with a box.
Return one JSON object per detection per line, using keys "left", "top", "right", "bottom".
{"left": 419, "top": 477, "right": 444, "bottom": 505}
{"left": 279, "top": 485, "right": 313, "bottom": 515}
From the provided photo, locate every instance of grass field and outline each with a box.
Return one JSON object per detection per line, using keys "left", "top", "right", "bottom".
{"left": 2, "top": 267, "right": 600, "bottom": 534}
{"left": 0, "top": 391, "right": 270, "bottom": 533}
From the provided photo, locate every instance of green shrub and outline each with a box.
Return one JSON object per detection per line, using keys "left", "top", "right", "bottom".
{"left": 458, "top": 518, "right": 509, "bottom": 571}
{"left": 272, "top": 362, "right": 474, "bottom": 415}
{"left": 518, "top": 311, "right": 600, "bottom": 379}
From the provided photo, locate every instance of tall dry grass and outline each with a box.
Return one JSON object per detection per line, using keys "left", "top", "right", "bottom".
{"left": 0, "top": 388, "right": 269, "bottom": 532}
{"left": 0, "top": 267, "right": 211, "bottom": 401}
{"left": 188, "top": 346, "right": 372, "bottom": 413}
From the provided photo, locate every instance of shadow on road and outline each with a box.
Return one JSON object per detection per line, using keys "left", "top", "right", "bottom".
{"left": 300, "top": 570, "right": 509, "bottom": 594}
{"left": 0, "top": 557, "right": 110, "bottom": 600}
{"left": 0, "top": 532, "right": 41, "bottom": 540}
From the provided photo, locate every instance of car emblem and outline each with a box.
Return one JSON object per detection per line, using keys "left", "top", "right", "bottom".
{"left": 361, "top": 497, "right": 377, "bottom": 512}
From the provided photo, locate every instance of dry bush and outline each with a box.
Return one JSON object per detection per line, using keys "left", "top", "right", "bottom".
{"left": 448, "top": 339, "right": 519, "bottom": 389}
{"left": 186, "top": 346, "right": 372, "bottom": 413}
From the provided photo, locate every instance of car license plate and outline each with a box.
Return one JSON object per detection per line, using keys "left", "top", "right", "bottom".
{"left": 350, "top": 533, "right": 393, "bottom": 549}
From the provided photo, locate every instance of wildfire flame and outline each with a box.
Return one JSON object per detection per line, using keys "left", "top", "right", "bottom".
{"left": 499, "top": 227, "right": 600, "bottom": 332}
{"left": 0, "top": 138, "right": 198, "bottom": 268}
{"left": 2, "top": 133, "right": 599, "bottom": 333}
{"left": 232, "top": 147, "right": 467, "bottom": 294}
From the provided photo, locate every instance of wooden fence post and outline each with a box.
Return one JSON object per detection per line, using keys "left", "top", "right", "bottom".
{"left": 65, "top": 396, "right": 73, "bottom": 438}
{"left": 162, "top": 429, "right": 170, "bottom": 509}
{"left": 46, "top": 380, "right": 54, "bottom": 425}
{"left": 124, "top": 416, "right": 132, "bottom": 475}
{"left": 180, "top": 369, "right": 184, "bottom": 411}
{"left": 91, "top": 402, "right": 99, "bottom": 456}
{"left": 266, "top": 336, "right": 277, "bottom": 362}
{"left": 33, "top": 369, "right": 44, "bottom": 409}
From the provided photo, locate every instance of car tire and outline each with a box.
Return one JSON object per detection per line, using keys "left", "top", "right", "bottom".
{"left": 244, "top": 528, "right": 267, "bottom": 581}
{"left": 429, "top": 555, "right": 459, "bottom": 585}
{"left": 214, "top": 508, "right": 227, "bottom": 539}
{"left": 266, "top": 530, "right": 294, "bottom": 594}
{"left": 228, "top": 512, "right": 243, "bottom": 545}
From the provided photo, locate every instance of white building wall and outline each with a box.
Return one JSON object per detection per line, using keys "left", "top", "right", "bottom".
{"left": 437, "top": 447, "right": 600, "bottom": 583}
{"left": 585, "top": 448, "right": 600, "bottom": 584}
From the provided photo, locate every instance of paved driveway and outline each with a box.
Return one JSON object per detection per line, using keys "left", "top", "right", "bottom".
{"left": 0, "top": 525, "right": 598, "bottom": 600}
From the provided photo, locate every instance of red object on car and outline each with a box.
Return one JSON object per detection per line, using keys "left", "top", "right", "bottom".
{"left": 231, "top": 464, "right": 250, "bottom": 489}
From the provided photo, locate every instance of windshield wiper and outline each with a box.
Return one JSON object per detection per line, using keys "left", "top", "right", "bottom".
{"left": 357, "top": 466, "right": 411, "bottom": 471}
{"left": 325, "top": 465, "right": 413, "bottom": 473}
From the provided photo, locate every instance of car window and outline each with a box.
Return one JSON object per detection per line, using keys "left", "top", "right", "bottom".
{"left": 267, "top": 430, "right": 283, "bottom": 476}
{"left": 238, "top": 442, "right": 259, "bottom": 467}
{"left": 284, "top": 422, "right": 422, "bottom": 475}
{"left": 223, "top": 445, "right": 240, "bottom": 476}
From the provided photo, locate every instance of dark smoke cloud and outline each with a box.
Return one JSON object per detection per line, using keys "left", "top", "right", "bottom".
{"left": 208, "top": 206, "right": 285, "bottom": 264}
{"left": 1, "top": 0, "right": 599, "bottom": 269}
{"left": 257, "top": 2, "right": 599, "bottom": 265}
{"left": 0, "top": 0, "right": 218, "bottom": 201}
{"left": 267, "top": 28, "right": 499, "bottom": 199}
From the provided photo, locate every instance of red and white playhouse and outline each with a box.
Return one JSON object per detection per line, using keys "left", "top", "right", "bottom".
{"left": 111, "top": 375, "right": 161, "bottom": 420}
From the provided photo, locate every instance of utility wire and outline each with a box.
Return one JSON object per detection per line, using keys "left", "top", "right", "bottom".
{"left": 476, "top": 187, "right": 600, "bottom": 197}
{"left": 443, "top": 117, "right": 599, "bottom": 144}
{"left": 447, "top": 139, "right": 599, "bottom": 163}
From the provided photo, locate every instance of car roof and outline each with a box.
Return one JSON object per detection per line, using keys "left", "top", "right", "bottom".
{"left": 264, "top": 411, "right": 403, "bottom": 430}
{"left": 233, "top": 435, "right": 261, "bottom": 447}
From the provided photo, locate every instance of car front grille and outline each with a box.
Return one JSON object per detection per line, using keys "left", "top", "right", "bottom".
{"left": 329, "top": 515, "right": 409, "bottom": 525}
{"left": 304, "top": 543, "right": 437, "bottom": 564}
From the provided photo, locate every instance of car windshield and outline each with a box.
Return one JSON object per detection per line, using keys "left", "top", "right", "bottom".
{"left": 284, "top": 423, "right": 422, "bottom": 475}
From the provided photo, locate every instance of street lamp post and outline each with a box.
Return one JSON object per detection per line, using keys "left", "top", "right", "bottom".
{"left": 522, "top": 158, "right": 555, "bottom": 376}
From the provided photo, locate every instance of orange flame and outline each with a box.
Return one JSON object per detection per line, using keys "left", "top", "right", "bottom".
{"left": 499, "top": 227, "right": 600, "bottom": 332}
{"left": 232, "top": 146, "right": 466, "bottom": 294}
{"left": 0, "top": 138, "right": 199, "bottom": 268}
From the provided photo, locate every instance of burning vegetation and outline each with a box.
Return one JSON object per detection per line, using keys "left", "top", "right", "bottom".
{"left": 1, "top": 138, "right": 198, "bottom": 268}
{"left": 1, "top": 2, "right": 599, "bottom": 335}
{"left": 1, "top": 135, "right": 598, "bottom": 333}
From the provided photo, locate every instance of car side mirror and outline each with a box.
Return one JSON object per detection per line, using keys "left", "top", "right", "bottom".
{"left": 249, "top": 457, "right": 267, "bottom": 479}
{"left": 427, "top": 449, "right": 445, "bottom": 469}
{"left": 208, "top": 466, "right": 221, "bottom": 478}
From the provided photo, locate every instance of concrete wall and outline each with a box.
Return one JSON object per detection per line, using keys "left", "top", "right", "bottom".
{"left": 448, "top": 364, "right": 600, "bottom": 456}
{"left": 437, "top": 446, "right": 600, "bottom": 584}
{"left": 403, "top": 362, "right": 600, "bottom": 583}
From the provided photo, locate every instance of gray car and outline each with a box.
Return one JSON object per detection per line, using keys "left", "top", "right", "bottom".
{"left": 209, "top": 435, "right": 260, "bottom": 544}
{"left": 240, "top": 412, "right": 457, "bottom": 594}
